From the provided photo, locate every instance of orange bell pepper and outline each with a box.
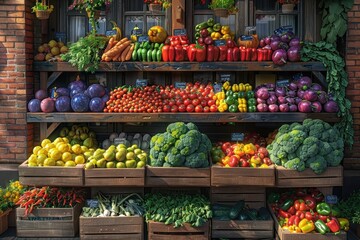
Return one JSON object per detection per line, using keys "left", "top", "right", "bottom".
{"left": 243, "top": 143, "right": 256, "bottom": 155}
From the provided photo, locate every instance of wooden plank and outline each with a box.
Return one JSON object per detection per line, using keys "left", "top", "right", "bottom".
{"left": 211, "top": 187, "right": 266, "bottom": 207}
{"left": 33, "top": 61, "right": 327, "bottom": 72}
{"left": 148, "top": 221, "right": 209, "bottom": 240}
{"left": 343, "top": 158, "right": 360, "bottom": 170}
{"left": 81, "top": 234, "right": 143, "bottom": 240}
{"left": 80, "top": 217, "right": 143, "bottom": 234}
{"left": 146, "top": 167, "right": 210, "bottom": 187}
{"left": 212, "top": 220, "right": 273, "bottom": 230}
{"left": 211, "top": 165, "right": 275, "bottom": 186}
{"left": 27, "top": 112, "right": 340, "bottom": 123}
{"left": 84, "top": 168, "right": 145, "bottom": 186}
{"left": 0, "top": 209, "right": 10, "bottom": 235}
{"left": 276, "top": 166, "right": 343, "bottom": 187}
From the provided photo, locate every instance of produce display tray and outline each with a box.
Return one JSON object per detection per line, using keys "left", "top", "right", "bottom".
{"left": 0, "top": 209, "right": 11, "bottom": 235}
{"left": 147, "top": 221, "right": 209, "bottom": 240}
{"left": 16, "top": 203, "right": 82, "bottom": 238}
{"left": 146, "top": 167, "right": 210, "bottom": 187}
{"left": 80, "top": 216, "right": 144, "bottom": 240}
{"left": 84, "top": 168, "right": 145, "bottom": 187}
{"left": 275, "top": 166, "right": 343, "bottom": 188}
{"left": 211, "top": 165, "right": 275, "bottom": 187}
{"left": 18, "top": 160, "right": 84, "bottom": 187}
{"left": 269, "top": 203, "right": 347, "bottom": 240}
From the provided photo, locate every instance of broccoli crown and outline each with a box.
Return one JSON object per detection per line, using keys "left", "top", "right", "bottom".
{"left": 277, "top": 124, "right": 290, "bottom": 134}
{"left": 186, "top": 122, "right": 199, "bottom": 131}
{"left": 200, "top": 133, "right": 212, "bottom": 152}
{"left": 165, "top": 147, "right": 185, "bottom": 167}
{"left": 174, "top": 130, "right": 201, "bottom": 156}
{"left": 149, "top": 148, "right": 166, "bottom": 166}
{"left": 283, "top": 158, "right": 306, "bottom": 172}
{"left": 296, "top": 136, "right": 320, "bottom": 161}
{"left": 184, "top": 151, "right": 209, "bottom": 168}
{"left": 166, "top": 122, "right": 189, "bottom": 139}
{"left": 306, "top": 156, "right": 327, "bottom": 174}
{"left": 325, "top": 149, "right": 344, "bottom": 167}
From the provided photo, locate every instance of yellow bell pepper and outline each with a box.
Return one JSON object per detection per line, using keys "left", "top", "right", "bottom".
{"left": 232, "top": 84, "right": 239, "bottom": 92}
{"left": 338, "top": 218, "right": 350, "bottom": 231}
{"left": 238, "top": 104, "right": 247, "bottom": 112}
{"left": 233, "top": 143, "right": 245, "bottom": 157}
{"left": 221, "top": 34, "right": 232, "bottom": 40}
{"left": 238, "top": 83, "right": 245, "bottom": 92}
{"left": 245, "top": 83, "right": 252, "bottom": 91}
{"left": 243, "top": 143, "right": 256, "bottom": 155}
{"left": 222, "top": 81, "right": 231, "bottom": 91}
{"left": 250, "top": 155, "right": 261, "bottom": 165}
{"left": 221, "top": 25, "right": 230, "bottom": 35}
{"left": 259, "top": 163, "right": 269, "bottom": 168}
{"left": 211, "top": 32, "right": 222, "bottom": 40}
{"left": 221, "top": 156, "right": 230, "bottom": 165}
{"left": 298, "top": 219, "right": 315, "bottom": 233}
{"left": 218, "top": 100, "right": 228, "bottom": 112}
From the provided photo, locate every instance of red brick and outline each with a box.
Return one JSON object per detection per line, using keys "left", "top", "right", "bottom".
{"left": 8, "top": 11, "right": 23, "bottom": 17}
{"left": 2, "top": 42, "right": 14, "bottom": 48}
{"left": 15, "top": 6, "right": 25, "bottom": 11}
{"left": 0, "top": 5, "right": 16, "bottom": 11}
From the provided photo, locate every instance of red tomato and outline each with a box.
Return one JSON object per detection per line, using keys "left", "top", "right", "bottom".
{"left": 188, "top": 93, "right": 197, "bottom": 100}
{"left": 203, "top": 106, "right": 210, "bottom": 112}
{"left": 168, "top": 99, "right": 176, "bottom": 107}
{"left": 208, "top": 99, "right": 215, "bottom": 106}
{"left": 184, "top": 99, "right": 191, "bottom": 106}
{"left": 262, "top": 157, "right": 272, "bottom": 166}
{"left": 178, "top": 104, "right": 186, "bottom": 112}
{"left": 176, "top": 99, "right": 183, "bottom": 106}
{"left": 200, "top": 99, "right": 207, "bottom": 107}
{"left": 162, "top": 105, "right": 171, "bottom": 112}
{"left": 210, "top": 104, "right": 218, "bottom": 112}
{"left": 186, "top": 104, "right": 195, "bottom": 112}
{"left": 195, "top": 105, "right": 203, "bottom": 112}
{"left": 192, "top": 98, "right": 200, "bottom": 106}
{"left": 257, "top": 147, "right": 269, "bottom": 157}
{"left": 171, "top": 105, "right": 178, "bottom": 112}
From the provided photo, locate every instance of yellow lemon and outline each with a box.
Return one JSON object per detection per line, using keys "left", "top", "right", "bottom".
{"left": 62, "top": 152, "right": 72, "bottom": 162}
{"left": 37, "top": 148, "right": 48, "bottom": 156}
{"left": 44, "top": 158, "right": 56, "bottom": 166}
{"left": 27, "top": 154, "right": 37, "bottom": 162}
{"left": 72, "top": 153, "right": 77, "bottom": 160}
{"left": 56, "top": 160, "right": 65, "bottom": 166}
{"left": 57, "top": 143, "right": 70, "bottom": 153}
{"left": 53, "top": 137, "right": 64, "bottom": 145}
{"left": 32, "top": 146, "right": 42, "bottom": 155}
{"left": 49, "top": 149, "right": 62, "bottom": 161}
{"left": 74, "top": 155, "right": 85, "bottom": 165}
{"left": 80, "top": 146, "right": 89, "bottom": 153}
{"left": 71, "top": 144, "right": 82, "bottom": 155}
{"left": 36, "top": 153, "right": 47, "bottom": 166}
{"left": 65, "top": 161, "right": 76, "bottom": 167}
{"left": 62, "top": 137, "right": 69, "bottom": 143}
{"left": 44, "top": 143, "right": 55, "bottom": 151}
{"left": 41, "top": 139, "right": 52, "bottom": 148}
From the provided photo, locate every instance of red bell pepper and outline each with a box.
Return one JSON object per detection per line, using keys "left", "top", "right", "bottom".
{"left": 245, "top": 48, "right": 251, "bottom": 61}
{"left": 195, "top": 43, "right": 206, "bottom": 62}
{"left": 240, "top": 47, "right": 246, "bottom": 61}
{"left": 326, "top": 218, "right": 341, "bottom": 233}
{"left": 287, "top": 206, "right": 296, "bottom": 215}
{"left": 162, "top": 45, "right": 170, "bottom": 62}
{"left": 295, "top": 210, "right": 305, "bottom": 219}
{"left": 233, "top": 47, "right": 240, "bottom": 61}
{"left": 174, "top": 44, "right": 184, "bottom": 62}
{"left": 251, "top": 48, "right": 257, "bottom": 61}
{"left": 182, "top": 45, "right": 189, "bottom": 61}
{"left": 213, "top": 46, "right": 220, "bottom": 61}
{"left": 294, "top": 199, "right": 307, "bottom": 211}
{"left": 305, "top": 211, "right": 315, "bottom": 221}
{"left": 278, "top": 209, "right": 292, "bottom": 219}
{"left": 179, "top": 35, "right": 189, "bottom": 45}
{"left": 218, "top": 46, "right": 228, "bottom": 61}
{"left": 227, "top": 47, "right": 234, "bottom": 62}
{"left": 187, "top": 44, "right": 196, "bottom": 62}
{"left": 317, "top": 214, "right": 329, "bottom": 222}
{"left": 266, "top": 49, "right": 272, "bottom": 61}
{"left": 257, "top": 49, "right": 263, "bottom": 61}
{"left": 168, "top": 45, "right": 175, "bottom": 62}
{"left": 304, "top": 195, "right": 316, "bottom": 210}
{"left": 228, "top": 155, "right": 239, "bottom": 167}
{"left": 207, "top": 45, "right": 214, "bottom": 62}
{"left": 170, "top": 36, "right": 180, "bottom": 46}
{"left": 288, "top": 215, "right": 299, "bottom": 226}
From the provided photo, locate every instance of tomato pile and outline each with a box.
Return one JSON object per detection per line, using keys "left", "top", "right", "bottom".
{"left": 104, "top": 82, "right": 217, "bottom": 113}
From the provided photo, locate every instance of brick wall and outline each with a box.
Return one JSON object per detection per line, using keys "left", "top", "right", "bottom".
{"left": 346, "top": 1, "right": 360, "bottom": 158}
{"left": 0, "top": 0, "right": 33, "bottom": 166}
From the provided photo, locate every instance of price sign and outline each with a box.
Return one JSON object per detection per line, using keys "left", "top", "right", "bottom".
{"left": 213, "top": 83, "right": 222, "bottom": 93}
{"left": 220, "top": 74, "right": 231, "bottom": 82}
{"left": 54, "top": 32, "right": 66, "bottom": 43}
{"left": 231, "top": 133, "right": 244, "bottom": 142}
{"left": 213, "top": 40, "right": 226, "bottom": 46}
{"left": 174, "top": 29, "right": 187, "bottom": 36}
{"left": 240, "top": 35, "right": 253, "bottom": 41}
{"left": 325, "top": 195, "right": 338, "bottom": 204}
{"left": 174, "top": 82, "right": 187, "bottom": 89}
{"left": 131, "top": 28, "right": 143, "bottom": 36}
{"left": 136, "top": 79, "right": 148, "bottom": 87}
{"left": 105, "top": 30, "right": 117, "bottom": 36}
{"left": 276, "top": 79, "right": 290, "bottom": 87}
{"left": 138, "top": 36, "right": 149, "bottom": 43}
{"left": 86, "top": 199, "right": 98, "bottom": 208}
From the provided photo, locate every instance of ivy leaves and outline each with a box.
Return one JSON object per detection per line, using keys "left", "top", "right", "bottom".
{"left": 301, "top": 42, "right": 354, "bottom": 147}
{"left": 319, "top": 0, "right": 354, "bottom": 44}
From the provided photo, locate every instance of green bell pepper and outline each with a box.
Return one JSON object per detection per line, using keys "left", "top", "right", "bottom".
{"left": 213, "top": 23, "right": 221, "bottom": 32}
{"left": 228, "top": 104, "right": 238, "bottom": 113}
{"left": 315, "top": 219, "right": 330, "bottom": 234}
{"left": 280, "top": 199, "right": 294, "bottom": 211}
{"left": 247, "top": 98, "right": 256, "bottom": 106}
{"left": 330, "top": 205, "right": 341, "bottom": 217}
{"left": 248, "top": 105, "right": 256, "bottom": 112}
{"left": 246, "top": 90, "right": 255, "bottom": 99}
{"left": 210, "top": 146, "right": 225, "bottom": 163}
{"left": 207, "top": 18, "right": 214, "bottom": 27}
{"left": 267, "top": 192, "right": 280, "bottom": 204}
{"left": 316, "top": 202, "right": 331, "bottom": 216}
{"left": 225, "top": 96, "right": 237, "bottom": 105}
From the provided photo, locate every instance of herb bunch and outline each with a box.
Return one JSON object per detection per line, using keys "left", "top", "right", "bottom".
{"left": 337, "top": 190, "right": 360, "bottom": 224}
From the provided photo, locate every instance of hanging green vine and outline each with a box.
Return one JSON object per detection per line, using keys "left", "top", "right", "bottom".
{"left": 319, "top": 0, "right": 354, "bottom": 44}
{"left": 301, "top": 41, "right": 353, "bottom": 147}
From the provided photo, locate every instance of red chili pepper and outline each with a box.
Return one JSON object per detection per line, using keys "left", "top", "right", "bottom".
{"left": 245, "top": 48, "right": 251, "bottom": 61}
{"left": 187, "top": 44, "right": 197, "bottom": 62}
{"left": 213, "top": 46, "right": 220, "bottom": 61}
{"left": 168, "top": 45, "right": 175, "bottom": 62}
{"left": 233, "top": 47, "right": 240, "bottom": 61}
{"left": 251, "top": 48, "right": 257, "bottom": 61}
{"left": 227, "top": 47, "right": 234, "bottom": 62}
{"left": 240, "top": 47, "right": 246, "bottom": 61}
{"left": 195, "top": 43, "right": 206, "bottom": 62}
{"left": 218, "top": 45, "right": 228, "bottom": 61}
{"left": 24, "top": 199, "right": 35, "bottom": 207}
{"left": 278, "top": 209, "right": 292, "bottom": 219}
{"left": 326, "top": 218, "right": 341, "bottom": 233}
{"left": 207, "top": 45, "right": 214, "bottom": 62}
{"left": 174, "top": 44, "right": 184, "bottom": 61}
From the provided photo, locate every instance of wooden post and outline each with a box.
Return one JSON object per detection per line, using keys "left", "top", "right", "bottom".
{"left": 171, "top": 0, "right": 185, "bottom": 33}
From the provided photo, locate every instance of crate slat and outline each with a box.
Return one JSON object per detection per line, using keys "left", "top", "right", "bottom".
{"left": 147, "top": 221, "right": 209, "bottom": 240}
{"left": 211, "top": 165, "right": 275, "bottom": 187}
{"left": 276, "top": 166, "right": 343, "bottom": 187}
{"left": 81, "top": 234, "right": 143, "bottom": 240}
{"left": 211, "top": 187, "right": 266, "bottom": 207}
{"left": 18, "top": 161, "right": 84, "bottom": 186}
{"left": 0, "top": 209, "right": 10, "bottom": 235}
{"left": 84, "top": 168, "right": 145, "bottom": 186}
{"left": 146, "top": 167, "right": 210, "bottom": 187}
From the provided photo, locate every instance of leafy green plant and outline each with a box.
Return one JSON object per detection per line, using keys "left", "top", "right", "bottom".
{"left": 209, "top": 0, "right": 236, "bottom": 10}
{"left": 61, "top": 35, "right": 107, "bottom": 73}
{"left": 31, "top": 0, "right": 54, "bottom": 13}
{"left": 301, "top": 41, "right": 354, "bottom": 147}
{"left": 337, "top": 190, "right": 360, "bottom": 224}
{"left": 319, "top": 0, "right": 354, "bottom": 44}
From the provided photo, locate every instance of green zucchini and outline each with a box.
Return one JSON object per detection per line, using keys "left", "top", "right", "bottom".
{"left": 228, "top": 200, "right": 245, "bottom": 220}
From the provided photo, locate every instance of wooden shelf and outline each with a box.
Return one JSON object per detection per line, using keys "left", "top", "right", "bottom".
{"left": 27, "top": 112, "right": 339, "bottom": 123}
{"left": 33, "top": 61, "right": 327, "bottom": 72}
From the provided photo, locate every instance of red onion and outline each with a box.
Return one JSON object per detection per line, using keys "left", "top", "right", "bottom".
{"left": 289, "top": 104, "right": 298, "bottom": 112}
{"left": 303, "top": 90, "right": 318, "bottom": 102}
{"left": 286, "top": 97, "right": 295, "bottom": 104}
{"left": 287, "top": 90, "right": 296, "bottom": 98}
{"left": 298, "top": 100, "right": 312, "bottom": 113}
{"left": 289, "top": 38, "right": 300, "bottom": 47}
{"left": 270, "top": 35, "right": 281, "bottom": 42}
{"left": 294, "top": 97, "right": 302, "bottom": 105}
{"left": 259, "top": 39, "right": 266, "bottom": 47}
{"left": 270, "top": 40, "right": 281, "bottom": 51}
{"left": 310, "top": 83, "right": 323, "bottom": 91}
{"left": 317, "top": 91, "right": 328, "bottom": 104}
{"left": 279, "top": 103, "right": 290, "bottom": 112}
{"left": 277, "top": 96, "right": 287, "bottom": 104}
{"left": 272, "top": 49, "right": 287, "bottom": 66}
{"left": 297, "top": 76, "right": 312, "bottom": 90}
{"left": 257, "top": 103, "right": 268, "bottom": 112}
{"left": 275, "top": 87, "right": 286, "bottom": 97}
{"left": 256, "top": 87, "right": 270, "bottom": 100}
{"left": 257, "top": 98, "right": 266, "bottom": 104}
{"left": 264, "top": 36, "right": 271, "bottom": 45}
{"left": 311, "top": 101, "right": 322, "bottom": 112}
{"left": 267, "top": 95, "right": 278, "bottom": 105}
{"left": 297, "top": 90, "right": 305, "bottom": 98}
{"left": 269, "top": 91, "right": 276, "bottom": 97}
{"left": 288, "top": 82, "right": 298, "bottom": 91}
{"left": 323, "top": 100, "right": 339, "bottom": 113}
{"left": 280, "top": 33, "right": 292, "bottom": 43}
{"left": 287, "top": 46, "right": 301, "bottom": 62}
{"left": 269, "top": 104, "right": 279, "bottom": 112}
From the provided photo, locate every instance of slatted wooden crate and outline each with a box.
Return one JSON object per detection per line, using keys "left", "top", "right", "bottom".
{"left": 18, "top": 160, "right": 84, "bottom": 187}
{"left": 84, "top": 168, "right": 145, "bottom": 186}
{"left": 211, "top": 165, "right": 275, "bottom": 187}
{"left": 276, "top": 166, "right": 343, "bottom": 188}
{"left": 147, "top": 221, "right": 210, "bottom": 240}
{"left": 0, "top": 209, "right": 11, "bottom": 235}
{"left": 8, "top": 207, "right": 16, "bottom": 227}
{"left": 211, "top": 187, "right": 274, "bottom": 239}
{"left": 16, "top": 203, "right": 82, "bottom": 237}
{"left": 269, "top": 203, "right": 347, "bottom": 240}
{"left": 146, "top": 167, "right": 210, "bottom": 187}
{"left": 80, "top": 216, "right": 144, "bottom": 240}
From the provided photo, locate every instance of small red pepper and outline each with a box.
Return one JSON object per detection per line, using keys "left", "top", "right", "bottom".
{"left": 183, "top": 45, "right": 189, "bottom": 61}
{"left": 227, "top": 47, "right": 234, "bottom": 62}
{"left": 240, "top": 47, "right": 246, "bottom": 61}
{"left": 257, "top": 49, "right": 263, "bottom": 61}
{"left": 187, "top": 44, "right": 196, "bottom": 62}
{"left": 207, "top": 45, "right": 214, "bottom": 62}
{"left": 213, "top": 46, "right": 220, "bottom": 61}
{"left": 296, "top": 210, "right": 305, "bottom": 219}
{"left": 195, "top": 43, "right": 206, "bottom": 62}
{"left": 168, "top": 45, "right": 175, "bottom": 62}
{"left": 305, "top": 211, "right": 315, "bottom": 221}
{"left": 245, "top": 48, "right": 251, "bottom": 61}
{"left": 162, "top": 45, "right": 170, "bottom": 62}
{"left": 287, "top": 206, "right": 296, "bottom": 215}
{"left": 174, "top": 44, "right": 184, "bottom": 62}
{"left": 318, "top": 214, "right": 328, "bottom": 222}
{"left": 233, "top": 47, "right": 240, "bottom": 61}
{"left": 304, "top": 195, "right": 316, "bottom": 210}
{"left": 326, "top": 218, "right": 341, "bottom": 233}
{"left": 179, "top": 35, "right": 189, "bottom": 45}
{"left": 278, "top": 209, "right": 292, "bottom": 219}
{"left": 218, "top": 45, "right": 228, "bottom": 61}
{"left": 266, "top": 49, "right": 273, "bottom": 61}
{"left": 251, "top": 48, "right": 257, "bottom": 61}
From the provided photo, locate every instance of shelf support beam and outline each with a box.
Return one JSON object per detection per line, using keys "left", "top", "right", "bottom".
{"left": 40, "top": 122, "right": 60, "bottom": 140}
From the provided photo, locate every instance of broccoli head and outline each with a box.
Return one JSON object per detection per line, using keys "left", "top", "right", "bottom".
{"left": 325, "top": 149, "right": 344, "bottom": 167}
{"left": 318, "top": 141, "right": 332, "bottom": 156}
{"left": 296, "top": 136, "right": 320, "bottom": 161}
{"left": 150, "top": 132, "right": 177, "bottom": 152}
{"left": 277, "top": 124, "right": 290, "bottom": 134}
{"left": 166, "top": 122, "right": 189, "bottom": 139}
{"left": 306, "top": 156, "right": 327, "bottom": 174}
{"left": 149, "top": 148, "right": 166, "bottom": 166}
{"left": 184, "top": 151, "right": 209, "bottom": 168}
{"left": 199, "top": 133, "right": 212, "bottom": 152}
{"left": 283, "top": 158, "right": 306, "bottom": 172}
{"left": 174, "top": 130, "right": 201, "bottom": 156}
{"left": 186, "top": 122, "right": 199, "bottom": 131}
{"left": 165, "top": 147, "right": 185, "bottom": 167}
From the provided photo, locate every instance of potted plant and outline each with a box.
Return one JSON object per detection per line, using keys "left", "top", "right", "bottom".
{"left": 31, "top": 0, "right": 54, "bottom": 20}
{"left": 208, "top": 0, "right": 238, "bottom": 17}
{"left": 68, "top": 0, "right": 112, "bottom": 35}
{"left": 277, "top": 0, "right": 300, "bottom": 13}
{"left": 144, "top": 0, "right": 172, "bottom": 11}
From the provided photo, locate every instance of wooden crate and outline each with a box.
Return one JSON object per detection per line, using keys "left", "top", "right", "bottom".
{"left": 269, "top": 204, "right": 347, "bottom": 240}
{"left": 18, "top": 160, "right": 84, "bottom": 186}
{"left": 146, "top": 167, "right": 210, "bottom": 187}
{"left": 80, "top": 216, "right": 144, "bottom": 240}
{"left": 211, "top": 187, "right": 273, "bottom": 239}
{"left": 342, "top": 158, "right": 360, "bottom": 169}
{"left": 84, "top": 168, "right": 145, "bottom": 186}
{"left": 211, "top": 165, "right": 275, "bottom": 187}
{"left": 276, "top": 166, "right": 343, "bottom": 188}
{"left": 16, "top": 203, "right": 82, "bottom": 238}
{"left": 0, "top": 209, "right": 11, "bottom": 235}
{"left": 147, "top": 221, "right": 209, "bottom": 240}
{"left": 8, "top": 207, "right": 16, "bottom": 227}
